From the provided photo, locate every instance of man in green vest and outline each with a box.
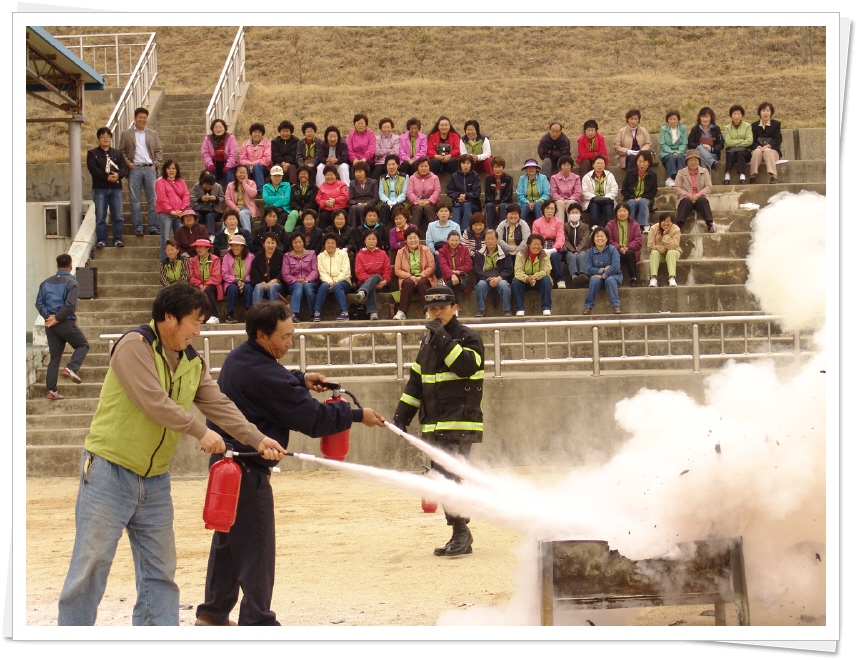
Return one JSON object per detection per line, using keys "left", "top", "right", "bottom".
{"left": 57, "top": 283, "right": 287, "bottom": 626}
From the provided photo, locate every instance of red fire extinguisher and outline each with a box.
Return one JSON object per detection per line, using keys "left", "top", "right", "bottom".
{"left": 319, "top": 382, "right": 362, "bottom": 461}
{"left": 203, "top": 444, "right": 275, "bottom": 533}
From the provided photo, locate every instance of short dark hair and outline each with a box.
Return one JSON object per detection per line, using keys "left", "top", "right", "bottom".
{"left": 301, "top": 209, "right": 317, "bottom": 222}
{"left": 658, "top": 212, "right": 674, "bottom": 225}
{"left": 378, "top": 117, "right": 394, "bottom": 130}
{"left": 200, "top": 171, "right": 216, "bottom": 185}
{"left": 290, "top": 233, "right": 305, "bottom": 249}
{"left": 697, "top": 107, "right": 716, "bottom": 125}
{"left": 406, "top": 118, "right": 422, "bottom": 131}
{"left": 301, "top": 122, "right": 317, "bottom": 134}
{"left": 323, "top": 234, "right": 339, "bottom": 246}
{"left": 757, "top": 101, "right": 775, "bottom": 117}
{"left": 665, "top": 110, "right": 681, "bottom": 122}
{"left": 264, "top": 206, "right": 279, "bottom": 219}
{"left": 362, "top": 228, "right": 379, "bottom": 245}
{"left": 591, "top": 227, "right": 608, "bottom": 241}
{"left": 404, "top": 226, "right": 420, "bottom": 239}
{"left": 353, "top": 113, "right": 369, "bottom": 125}
{"left": 297, "top": 165, "right": 312, "bottom": 176}
{"left": 583, "top": 119, "right": 599, "bottom": 131}
{"left": 322, "top": 164, "right": 338, "bottom": 176}
{"left": 446, "top": 230, "right": 461, "bottom": 240}
{"left": 459, "top": 154, "right": 474, "bottom": 166}
{"left": 566, "top": 201, "right": 583, "bottom": 214}
{"left": 492, "top": 156, "right": 506, "bottom": 168}
{"left": 635, "top": 150, "right": 654, "bottom": 165}
{"left": 391, "top": 204, "right": 409, "bottom": 220}
{"left": 152, "top": 282, "right": 208, "bottom": 323}
{"left": 234, "top": 164, "right": 249, "bottom": 177}
{"left": 56, "top": 253, "right": 72, "bottom": 268}
{"left": 278, "top": 120, "right": 294, "bottom": 132}
{"left": 384, "top": 154, "right": 400, "bottom": 166}
{"left": 414, "top": 156, "right": 430, "bottom": 169}
{"left": 222, "top": 209, "right": 240, "bottom": 223}
{"left": 246, "top": 300, "right": 290, "bottom": 342}
{"left": 593, "top": 154, "right": 608, "bottom": 165}
{"left": 615, "top": 201, "right": 632, "bottom": 216}
{"left": 96, "top": 127, "right": 112, "bottom": 138}
{"left": 261, "top": 231, "right": 280, "bottom": 246}
{"left": 469, "top": 212, "right": 486, "bottom": 227}
{"left": 464, "top": 119, "right": 481, "bottom": 135}
{"left": 210, "top": 118, "right": 228, "bottom": 134}
{"left": 506, "top": 203, "right": 521, "bottom": 214}
{"left": 249, "top": 122, "right": 266, "bottom": 135}
{"left": 134, "top": 107, "right": 149, "bottom": 117}
{"left": 161, "top": 159, "right": 181, "bottom": 179}
{"left": 324, "top": 125, "right": 341, "bottom": 142}
{"left": 557, "top": 155, "right": 573, "bottom": 168}
{"left": 353, "top": 161, "right": 371, "bottom": 175}
{"left": 625, "top": 109, "right": 641, "bottom": 121}
{"left": 363, "top": 207, "right": 379, "bottom": 218}
{"left": 527, "top": 233, "right": 544, "bottom": 247}
{"left": 331, "top": 209, "right": 348, "bottom": 225}
{"left": 436, "top": 201, "right": 451, "bottom": 212}
{"left": 728, "top": 105, "right": 745, "bottom": 118}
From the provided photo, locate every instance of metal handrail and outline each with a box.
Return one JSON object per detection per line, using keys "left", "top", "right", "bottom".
{"left": 102, "top": 314, "right": 808, "bottom": 380}
{"left": 54, "top": 32, "right": 154, "bottom": 87}
{"left": 206, "top": 26, "right": 246, "bottom": 131}
{"left": 106, "top": 32, "right": 158, "bottom": 147}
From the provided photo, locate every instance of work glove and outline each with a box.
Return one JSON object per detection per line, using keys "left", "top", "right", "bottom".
{"left": 425, "top": 319, "right": 451, "bottom": 349}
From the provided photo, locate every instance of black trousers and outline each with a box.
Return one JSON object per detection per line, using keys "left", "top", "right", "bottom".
{"left": 724, "top": 148, "right": 750, "bottom": 177}
{"left": 676, "top": 196, "right": 713, "bottom": 227}
{"left": 428, "top": 437, "right": 473, "bottom": 525}
{"left": 618, "top": 249, "right": 638, "bottom": 282}
{"left": 45, "top": 319, "right": 89, "bottom": 392}
{"left": 196, "top": 464, "right": 279, "bottom": 626}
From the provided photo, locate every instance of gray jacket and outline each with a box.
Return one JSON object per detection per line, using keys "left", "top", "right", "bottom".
{"left": 118, "top": 126, "right": 163, "bottom": 170}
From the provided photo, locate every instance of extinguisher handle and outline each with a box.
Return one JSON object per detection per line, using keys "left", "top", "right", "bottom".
{"left": 338, "top": 389, "right": 363, "bottom": 409}
{"left": 317, "top": 380, "right": 341, "bottom": 391}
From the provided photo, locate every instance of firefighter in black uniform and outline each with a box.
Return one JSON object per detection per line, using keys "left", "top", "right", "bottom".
{"left": 393, "top": 285, "right": 485, "bottom": 557}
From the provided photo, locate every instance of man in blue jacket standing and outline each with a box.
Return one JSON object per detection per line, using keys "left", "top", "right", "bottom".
{"left": 35, "top": 254, "right": 89, "bottom": 400}
{"left": 195, "top": 300, "right": 385, "bottom": 626}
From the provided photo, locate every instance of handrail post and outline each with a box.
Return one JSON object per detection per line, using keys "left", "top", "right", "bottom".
{"left": 204, "top": 337, "right": 211, "bottom": 376}
{"left": 794, "top": 330, "right": 801, "bottom": 364}
{"left": 494, "top": 330, "right": 502, "bottom": 378}
{"left": 591, "top": 326, "right": 600, "bottom": 377}
{"left": 299, "top": 334, "right": 307, "bottom": 372}
{"left": 692, "top": 324, "right": 701, "bottom": 374}
{"left": 396, "top": 332, "right": 404, "bottom": 380}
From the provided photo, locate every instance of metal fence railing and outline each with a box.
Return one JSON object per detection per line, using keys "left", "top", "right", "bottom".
{"left": 105, "top": 32, "right": 158, "bottom": 146}
{"left": 54, "top": 32, "right": 154, "bottom": 88}
{"left": 103, "top": 314, "right": 810, "bottom": 381}
{"left": 206, "top": 26, "right": 246, "bottom": 131}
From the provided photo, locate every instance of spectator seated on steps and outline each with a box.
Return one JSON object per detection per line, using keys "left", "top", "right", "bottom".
{"left": 238, "top": 122, "right": 272, "bottom": 192}
{"left": 647, "top": 212, "right": 682, "bottom": 288}
{"left": 354, "top": 229, "right": 392, "bottom": 321}
{"left": 347, "top": 161, "right": 379, "bottom": 228}
{"left": 613, "top": 108, "right": 652, "bottom": 170}
{"left": 201, "top": 117, "right": 238, "bottom": 185}
{"left": 393, "top": 227, "right": 437, "bottom": 321}
{"left": 190, "top": 171, "right": 225, "bottom": 240}
{"left": 262, "top": 165, "right": 293, "bottom": 228}
{"left": 212, "top": 209, "right": 252, "bottom": 258}
{"left": 350, "top": 207, "right": 389, "bottom": 254}
{"left": 250, "top": 232, "right": 285, "bottom": 305}
{"left": 472, "top": 228, "right": 514, "bottom": 317}
{"left": 270, "top": 120, "right": 300, "bottom": 186}
{"left": 604, "top": 202, "right": 643, "bottom": 288}
{"left": 159, "top": 239, "right": 189, "bottom": 287}
{"left": 294, "top": 209, "right": 324, "bottom": 255}
{"left": 313, "top": 234, "right": 353, "bottom": 322}
{"left": 398, "top": 117, "right": 428, "bottom": 176}
{"left": 220, "top": 234, "right": 255, "bottom": 323}
{"left": 576, "top": 119, "right": 609, "bottom": 178}
{"left": 372, "top": 117, "right": 401, "bottom": 180}
{"left": 287, "top": 165, "right": 318, "bottom": 233}
{"left": 174, "top": 208, "right": 209, "bottom": 259}
{"left": 187, "top": 238, "right": 223, "bottom": 324}
{"left": 346, "top": 113, "right": 376, "bottom": 179}
{"left": 252, "top": 206, "right": 289, "bottom": 253}
{"left": 224, "top": 164, "right": 259, "bottom": 233}
{"left": 316, "top": 126, "right": 351, "bottom": 187}
{"left": 280, "top": 232, "right": 319, "bottom": 323}
{"left": 437, "top": 230, "right": 473, "bottom": 303}
{"left": 388, "top": 204, "right": 418, "bottom": 257}
{"left": 315, "top": 164, "right": 350, "bottom": 230}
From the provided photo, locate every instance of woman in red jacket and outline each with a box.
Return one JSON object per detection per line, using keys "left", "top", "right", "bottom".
{"left": 155, "top": 159, "right": 190, "bottom": 262}
{"left": 427, "top": 116, "right": 461, "bottom": 176}
{"left": 576, "top": 119, "right": 609, "bottom": 178}
{"left": 315, "top": 165, "right": 350, "bottom": 230}
{"left": 437, "top": 230, "right": 473, "bottom": 304}
{"left": 187, "top": 238, "right": 223, "bottom": 324}
{"left": 354, "top": 229, "right": 392, "bottom": 321}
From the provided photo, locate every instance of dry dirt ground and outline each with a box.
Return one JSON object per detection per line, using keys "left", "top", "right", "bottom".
{"left": 26, "top": 467, "right": 727, "bottom": 628}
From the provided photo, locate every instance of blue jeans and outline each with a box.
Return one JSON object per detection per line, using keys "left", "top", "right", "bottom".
{"left": 128, "top": 165, "right": 158, "bottom": 232}
{"left": 58, "top": 452, "right": 179, "bottom": 626}
{"left": 548, "top": 251, "right": 565, "bottom": 284}
{"left": 474, "top": 278, "right": 511, "bottom": 312}
{"left": 358, "top": 274, "right": 382, "bottom": 314}
{"left": 237, "top": 207, "right": 253, "bottom": 233}
{"left": 159, "top": 213, "right": 182, "bottom": 261}
{"left": 226, "top": 281, "right": 254, "bottom": 313}
{"left": 511, "top": 276, "right": 552, "bottom": 312}
{"left": 483, "top": 202, "right": 507, "bottom": 228}
{"left": 564, "top": 249, "right": 589, "bottom": 276}
{"left": 286, "top": 281, "right": 318, "bottom": 316}
{"left": 520, "top": 201, "right": 543, "bottom": 223}
{"left": 252, "top": 281, "right": 282, "bottom": 304}
{"left": 696, "top": 145, "right": 717, "bottom": 170}
{"left": 315, "top": 279, "right": 352, "bottom": 312}
{"left": 249, "top": 164, "right": 268, "bottom": 192}
{"left": 451, "top": 202, "right": 477, "bottom": 232}
{"left": 201, "top": 211, "right": 222, "bottom": 236}
{"left": 584, "top": 274, "right": 622, "bottom": 309}
{"left": 661, "top": 153, "right": 686, "bottom": 179}
{"left": 93, "top": 188, "right": 124, "bottom": 243}
{"left": 587, "top": 199, "right": 614, "bottom": 226}
{"left": 626, "top": 198, "right": 651, "bottom": 228}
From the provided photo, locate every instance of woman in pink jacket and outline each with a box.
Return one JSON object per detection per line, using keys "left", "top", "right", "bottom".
{"left": 405, "top": 157, "right": 440, "bottom": 233}
{"left": 220, "top": 234, "right": 255, "bottom": 323}
{"left": 549, "top": 156, "right": 583, "bottom": 222}
{"left": 224, "top": 164, "right": 258, "bottom": 233}
{"left": 238, "top": 122, "right": 272, "bottom": 192}
{"left": 201, "top": 118, "right": 238, "bottom": 185}
{"left": 398, "top": 118, "right": 428, "bottom": 176}
{"left": 315, "top": 165, "right": 350, "bottom": 230}
{"left": 346, "top": 113, "right": 376, "bottom": 173}
{"left": 187, "top": 238, "right": 223, "bottom": 324}
{"left": 531, "top": 199, "right": 567, "bottom": 288}
{"left": 155, "top": 159, "right": 190, "bottom": 261}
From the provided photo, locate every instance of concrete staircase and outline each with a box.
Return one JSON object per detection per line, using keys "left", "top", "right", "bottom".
{"left": 26, "top": 97, "right": 826, "bottom": 476}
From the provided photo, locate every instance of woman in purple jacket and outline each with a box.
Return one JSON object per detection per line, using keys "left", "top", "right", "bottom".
{"left": 201, "top": 119, "right": 238, "bottom": 185}
{"left": 399, "top": 118, "right": 428, "bottom": 176}
{"left": 281, "top": 232, "right": 319, "bottom": 323}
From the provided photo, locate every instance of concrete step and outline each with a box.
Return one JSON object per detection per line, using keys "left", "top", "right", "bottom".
{"left": 27, "top": 397, "right": 99, "bottom": 415}
{"left": 94, "top": 284, "right": 163, "bottom": 298}
{"left": 655, "top": 181, "right": 825, "bottom": 213}
{"left": 28, "top": 382, "right": 104, "bottom": 399}
{"left": 640, "top": 232, "right": 751, "bottom": 260}
{"left": 27, "top": 446, "right": 85, "bottom": 477}
{"left": 161, "top": 93, "right": 210, "bottom": 103}
{"left": 27, "top": 413, "right": 93, "bottom": 434}
{"left": 90, "top": 245, "right": 162, "bottom": 260}
{"left": 94, "top": 271, "right": 161, "bottom": 285}
{"left": 77, "top": 310, "right": 152, "bottom": 326}
{"left": 86, "top": 258, "right": 160, "bottom": 273}
{"left": 77, "top": 297, "right": 154, "bottom": 312}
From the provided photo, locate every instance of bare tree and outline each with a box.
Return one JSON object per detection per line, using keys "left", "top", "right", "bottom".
{"left": 289, "top": 32, "right": 308, "bottom": 86}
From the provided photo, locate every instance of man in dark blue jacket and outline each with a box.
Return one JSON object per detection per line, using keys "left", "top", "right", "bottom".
{"left": 35, "top": 254, "right": 89, "bottom": 400}
{"left": 195, "top": 300, "right": 385, "bottom": 626}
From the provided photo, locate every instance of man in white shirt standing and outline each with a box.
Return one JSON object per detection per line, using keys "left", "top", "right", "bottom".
{"left": 119, "top": 107, "right": 163, "bottom": 236}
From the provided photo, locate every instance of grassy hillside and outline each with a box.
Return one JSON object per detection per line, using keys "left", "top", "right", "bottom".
{"left": 28, "top": 25, "right": 826, "bottom": 163}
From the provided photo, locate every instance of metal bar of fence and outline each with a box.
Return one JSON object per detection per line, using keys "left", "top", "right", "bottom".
{"left": 692, "top": 324, "right": 700, "bottom": 373}
{"left": 396, "top": 333, "right": 404, "bottom": 380}
{"left": 592, "top": 327, "right": 600, "bottom": 377}
{"left": 494, "top": 330, "right": 502, "bottom": 378}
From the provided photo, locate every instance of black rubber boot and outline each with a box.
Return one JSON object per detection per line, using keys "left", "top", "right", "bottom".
{"left": 433, "top": 534, "right": 453, "bottom": 556}
{"left": 444, "top": 518, "right": 473, "bottom": 557}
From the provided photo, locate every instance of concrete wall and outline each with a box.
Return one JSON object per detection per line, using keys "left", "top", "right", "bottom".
{"left": 170, "top": 371, "right": 709, "bottom": 475}
{"left": 26, "top": 203, "right": 75, "bottom": 334}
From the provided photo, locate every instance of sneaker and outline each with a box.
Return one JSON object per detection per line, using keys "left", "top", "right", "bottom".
{"left": 708, "top": 225, "right": 716, "bottom": 233}
{"left": 369, "top": 312, "right": 379, "bottom": 321}
{"left": 205, "top": 316, "right": 219, "bottom": 325}
{"left": 613, "top": 306, "right": 622, "bottom": 314}
{"left": 642, "top": 226, "right": 650, "bottom": 234}
{"left": 292, "top": 314, "right": 300, "bottom": 323}
{"left": 769, "top": 176, "right": 778, "bottom": 184}
{"left": 209, "top": 235, "right": 216, "bottom": 243}
{"left": 113, "top": 240, "right": 124, "bottom": 248}
{"left": 582, "top": 307, "right": 592, "bottom": 315}
{"left": 355, "top": 289, "right": 367, "bottom": 303}
{"left": 225, "top": 313, "right": 237, "bottom": 324}
{"left": 749, "top": 175, "right": 757, "bottom": 184}
{"left": 723, "top": 177, "right": 730, "bottom": 184}
{"left": 148, "top": 227, "right": 160, "bottom": 235}
{"left": 134, "top": 228, "right": 144, "bottom": 237}
{"left": 649, "top": 277, "right": 658, "bottom": 287}
{"left": 557, "top": 280, "right": 566, "bottom": 289}
{"left": 393, "top": 310, "right": 407, "bottom": 321}
{"left": 542, "top": 310, "right": 551, "bottom": 316}
{"left": 630, "top": 278, "right": 637, "bottom": 288}
{"left": 515, "top": 310, "right": 525, "bottom": 317}
{"left": 474, "top": 310, "right": 485, "bottom": 317}
{"left": 503, "top": 310, "right": 512, "bottom": 316}
{"left": 45, "top": 390, "right": 64, "bottom": 400}
{"left": 337, "top": 310, "right": 351, "bottom": 321}
{"left": 61, "top": 367, "right": 82, "bottom": 384}
{"left": 669, "top": 277, "right": 678, "bottom": 287}
{"left": 312, "top": 311, "right": 321, "bottom": 322}
{"left": 95, "top": 241, "right": 106, "bottom": 248}
{"left": 664, "top": 177, "right": 675, "bottom": 187}
{"left": 739, "top": 176, "right": 746, "bottom": 183}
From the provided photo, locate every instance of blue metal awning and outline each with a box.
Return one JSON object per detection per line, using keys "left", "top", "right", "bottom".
{"left": 26, "top": 25, "right": 104, "bottom": 92}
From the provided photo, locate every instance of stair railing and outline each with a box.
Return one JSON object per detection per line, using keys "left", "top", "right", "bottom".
{"left": 105, "top": 32, "right": 158, "bottom": 145}
{"left": 206, "top": 26, "right": 246, "bottom": 131}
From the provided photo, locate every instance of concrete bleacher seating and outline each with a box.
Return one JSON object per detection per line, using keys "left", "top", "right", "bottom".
{"left": 25, "top": 91, "right": 827, "bottom": 476}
